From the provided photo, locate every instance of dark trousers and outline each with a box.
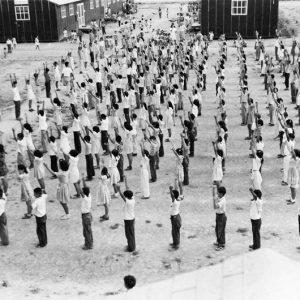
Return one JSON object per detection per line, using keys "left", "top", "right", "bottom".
{"left": 149, "top": 155, "right": 157, "bottom": 182}
{"left": 116, "top": 88, "right": 122, "bottom": 103}
{"left": 50, "top": 155, "right": 58, "bottom": 172}
{"left": 159, "top": 133, "right": 164, "bottom": 157}
{"left": 183, "top": 157, "right": 189, "bottom": 185}
{"left": 74, "top": 131, "right": 81, "bottom": 154}
{"left": 82, "top": 213, "right": 93, "bottom": 248}
{"left": 85, "top": 154, "right": 95, "bottom": 179}
{"left": 96, "top": 82, "right": 103, "bottom": 100}
{"left": 215, "top": 213, "right": 227, "bottom": 246}
{"left": 171, "top": 214, "right": 182, "bottom": 246}
{"left": 284, "top": 73, "right": 290, "bottom": 89}
{"left": 188, "top": 134, "right": 195, "bottom": 156}
{"left": 124, "top": 108, "right": 130, "bottom": 124}
{"left": 36, "top": 215, "right": 47, "bottom": 247}
{"left": 127, "top": 75, "right": 132, "bottom": 87}
{"left": 124, "top": 219, "right": 135, "bottom": 252}
{"left": 0, "top": 212, "right": 9, "bottom": 245}
{"left": 45, "top": 81, "right": 51, "bottom": 98}
{"left": 14, "top": 101, "right": 20, "bottom": 119}
{"left": 251, "top": 218, "right": 261, "bottom": 250}
{"left": 101, "top": 130, "right": 109, "bottom": 152}
{"left": 291, "top": 83, "right": 297, "bottom": 104}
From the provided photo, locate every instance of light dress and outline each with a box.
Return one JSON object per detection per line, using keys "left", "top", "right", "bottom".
{"left": 140, "top": 156, "right": 150, "bottom": 198}
{"left": 69, "top": 156, "right": 80, "bottom": 184}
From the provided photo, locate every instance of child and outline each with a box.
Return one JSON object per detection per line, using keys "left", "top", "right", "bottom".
{"left": 60, "top": 126, "right": 71, "bottom": 162}
{"left": 32, "top": 188, "right": 47, "bottom": 247}
{"left": 117, "top": 176, "right": 136, "bottom": 252}
{"left": 80, "top": 135, "right": 95, "bottom": 181}
{"left": 0, "top": 189, "right": 9, "bottom": 246}
{"left": 80, "top": 175, "right": 93, "bottom": 250}
{"left": 100, "top": 114, "right": 109, "bottom": 155}
{"left": 140, "top": 141, "right": 150, "bottom": 199}
{"left": 110, "top": 149, "right": 121, "bottom": 198}
{"left": 37, "top": 101, "right": 48, "bottom": 153}
{"left": 25, "top": 77, "right": 36, "bottom": 112}
{"left": 68, "top": 149, "right": 81, "bottom": 198}
{"left": 249, "top": 188, "right": 263, "bottom": 250}
{"left": 109, "top": 133, "right": 124, "bottom": 182}
{"left": 212, "top": 141, "right": 223, "bottom": 187}
{"left": 10, "top": 74, "right": 21, "bottom": 120}
{"left": 98, "top": 166, "right": 111, "bottom": 221}
{"left": 165, "top": 102, "right": 174, "bottom": 142}
{"left": 33, "top": 150, "right": 45, "bottom": 191}
{"left": 120, "top": 121, "right": 133, "bottom": 171}
{"left": 18, "top": 164, "right": 34, "bottom": 219}
{"left": 170, "top": 142, "right": 184, "bottom": 196}
{"left": 47, "top": 132, "right": 58, "bottom": 174}
{"left": 44, "top": 160, "right": 70, "bottom": 220}
{"left": 169, "top": 179, "right": 183, "bottom": 250}
{"left": 12, "top": 129, "right": 27, "bottom": 166}
{"left": 213, "top": 185, "right": 227, "bottom": 251}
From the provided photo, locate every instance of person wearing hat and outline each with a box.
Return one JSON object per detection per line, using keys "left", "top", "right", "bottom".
{"left": 249, "top": 188, "right": 263, "bottom": 250}
{"left": 118, "top": 176, "right": 136, "bottom": 252}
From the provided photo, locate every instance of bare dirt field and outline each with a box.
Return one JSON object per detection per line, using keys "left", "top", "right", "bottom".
{"left": 1, "top": 1, "right": 300, "bottom": 299}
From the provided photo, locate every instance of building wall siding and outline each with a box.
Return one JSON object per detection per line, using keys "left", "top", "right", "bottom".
{"left": 200, "top": 0, "right": 279, "bottom": 38}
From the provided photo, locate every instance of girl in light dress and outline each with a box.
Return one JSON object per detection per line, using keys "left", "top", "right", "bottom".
{"left": 98, "top": 166, "right": 111, "bottom": 221}
{"left": 33, "top": 149, "right": 45, "bottom": 191}
{"left": 51, "top": 97, "right": 63, "bottom": 139}
{"left": 111, "top": 103, "right": 121, "bottom": 137}
{"left": 165, "top": 101, "right": 174, "bottom": 142}
{"left": 139, "top": 103, "right": 148, "bottom": 136}
{"left": 21, "top": 121, "right": 35, "bottom": 168}
{"left": 17, "top": 164, "right": 34, "bottom": 219}
{"left": 212, "top": 141, "right": 223, "bottom": 188}
{"left": 44, "top": 159, "right": 71, "bottom": 220}
{"left": 140, "top": 141, "right": 150, "bottom": 199}
{"left": 60, "top": 126, "right": 71, "bottom": 162}
{"left": 53, "top": 61, "right": 61, "bottom": 91}
{"left": 110, "top": 149, "right": 121, "bottom": 198}
{"left": 81, "top": 102, "right": 91, "bottom": 134}
{"left": 286, "top": 149, "right": 300, "bottom": 205}
{"left": 25, "top": 77, "right": 36, "bottom": 112}
{"left": 12, "top": 129, "right": 27, "bottom": 166}
{"left": 37, "top": 102, "right": 48, "bottom": 153}
{"left": 87, "top": 126, "right": 101, "bottom": 169}
{"left": 120, "top": 121, "right": 134, "bottom": 171}
{"left": 68, "top": 149, "right": 81, "bottom": 198}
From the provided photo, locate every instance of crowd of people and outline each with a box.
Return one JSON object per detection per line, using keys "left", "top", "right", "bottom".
{"left": 0, "top": 6, "right": 300, "bottom": 260}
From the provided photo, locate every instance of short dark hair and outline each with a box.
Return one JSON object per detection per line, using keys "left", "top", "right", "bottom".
{"left": 254, "top": 189, "right": 262, "bottom": 199}
{"left": 124, "top": 275, "right": 136, "bottom": 289}
{"left": 34, "top": 187, "right": 43, "bottom": 197}
{"left": 123, "top": 190, "right": 133, "bottom": 199}
{"left": 218, "top": 186, "right": 226, "bottom": 196}
{"left": 82, "top": 187, "right": 90, "bottom": 197}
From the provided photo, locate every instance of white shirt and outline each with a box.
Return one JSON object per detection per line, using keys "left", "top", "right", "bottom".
{"left": 81, "top": 195, "right": 92, "bottom": 214}
{"left": 123, "top": 197, "right": 135, "bottom": 220}
{"left": 170, "top": 199, "right": 181, "bottom": 216}
{"left": 0, "top": 194, "right": 7, "bottom": 216}
{"left": 32, "top": 194, "right": 47, "bottom": 217}
{"left": 215, "top": 196, "right": 226, "bottom": 214}
{"left": 12, "top": 87, "right": 21, "bottom": 101}
{"left": 39, "top": 114, "right": 48, "bottom": 131}
{"left": 250, "top": 198, "right": 263, "bottom": 220}
{"left": 95, "top": 71, "right": 102, "bottom": 83}
{"left": 101, "top": 118, "right": 109, "bottom": 131}
{"left": 72, "top": 118, "right": 81, "bottom": 132}
{"left": 62, "top": 67, "right": 73, "bottom": 77}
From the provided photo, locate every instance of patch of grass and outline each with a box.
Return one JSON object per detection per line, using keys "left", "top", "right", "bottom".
{"left": 278, "top": 10, "right": 297, "bottom": 37}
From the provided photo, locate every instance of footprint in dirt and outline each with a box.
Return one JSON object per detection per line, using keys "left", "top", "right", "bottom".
{"left": 145, "top": 220, "right": 151, "bottom": 224}
{"left": 188, "top": 235, "right": 197, "bottom": 239}
{"left": 156, "top": 223, "right": 162, "bottom": 228}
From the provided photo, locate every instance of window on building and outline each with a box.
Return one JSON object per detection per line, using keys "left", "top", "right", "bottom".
{"left": 95, "top": 0, "right": 100, "bottom": 8}
{"left": 69, "top": 3, "right": 74, "bottom": 16}
{"left": 231, "top": 0, "right": 248, "bottom": 15}
{"left": 61, "top": 5, "right": 66, "bottom": 18}
{"left": 15, "top": 5, "right": 30, "bottom": 21}
{"left": 90, "top": 0, "right": 94, "bottom": 9}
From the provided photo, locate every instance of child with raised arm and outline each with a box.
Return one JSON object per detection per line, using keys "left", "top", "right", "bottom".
{"left": 170, "top": 140, "right": 184, "bottom": 196}
{"left": 0, "top": 188, "right": 9, "bottom": 246}
{"left": 37, "top": 101, "right": 48, "bottom": 153}
{"left": 80, "top": 175, "right": 93, "bottom": 250}
{"left": 10, "top": 74, "right": 21, "bottom": 120}
{"left": 118, "top": 176, "right": 136, "bottom": 252}
{"left": 98, "top": 159, "right": 111, "bottom": 221}
{"left": 140, "top": 141, "right": 150, "bottom": 199}
{"left": 169, "top": 179, "right": 183, "bottom": 250}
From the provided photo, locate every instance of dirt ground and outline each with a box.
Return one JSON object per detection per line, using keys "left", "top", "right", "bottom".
{"left": 1, "top": 1, "right": 300, "bottom": 300}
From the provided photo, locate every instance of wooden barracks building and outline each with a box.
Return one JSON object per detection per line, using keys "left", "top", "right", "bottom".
{"left": 0, "top": 0, "right": 125, "bottom": 42}
{"left": 199, "top": 0, "right": 279, "bottom": 38}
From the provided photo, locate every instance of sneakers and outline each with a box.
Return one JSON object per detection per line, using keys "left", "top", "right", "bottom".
{"left": 286, "top": 199, "right": 295, "bottom": 205}
{"left": 60, "top": 214, "right": 70, "bottom": 220}
{"left": 100, "top": 215, "right": 109, "bottom": 221}
{"left": 82, "top": 245, "right": 93, "bottom": 250}
{"left": 22, "top": 213, "right": 32, "bottom": 219}
{"left": 215, "top": 245, "right": 225, "bottom": 251}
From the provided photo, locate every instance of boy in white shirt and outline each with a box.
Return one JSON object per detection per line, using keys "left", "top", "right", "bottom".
{"left": 32, "top": 188, "right": 47, "bottom": 247}
{"left": 80, "top": 175, "right": 93, "bottom": 250}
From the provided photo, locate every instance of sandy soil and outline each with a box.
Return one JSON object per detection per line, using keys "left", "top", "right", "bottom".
{"left": 1, "top": 2, "right": 300, "bottom": 299}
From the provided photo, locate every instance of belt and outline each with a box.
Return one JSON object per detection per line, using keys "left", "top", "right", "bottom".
{"left": 82, "top": 212, "right": 91, "bottom": 216}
